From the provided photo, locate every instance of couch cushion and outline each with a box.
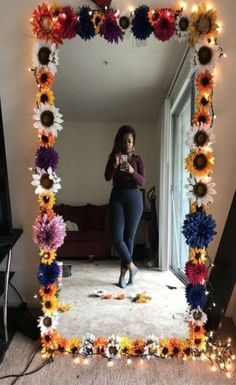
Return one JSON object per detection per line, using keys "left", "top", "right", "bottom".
{"left": 65, "top": 230, "right": 103, "bottom": 242}
{"left": 62, "top": 204, "right": 86, "bottom": 230}
{"left": 84, "top": 204, "right": 108, "bottom": 231}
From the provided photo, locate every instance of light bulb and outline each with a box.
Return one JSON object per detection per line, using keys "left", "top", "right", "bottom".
{"left": 83, "top": 358, "right": 89, "bottom": 365}
{"left": 107, "top": 360, "right": 114, "bottom": 367}
{"left": 192, "top": 5, "right": 198, "bottom": 12}
{"left": 140, "top": 358, "right": 144, "bottom": 364}
{"left": 213, "top": 303, "right": 216, "bottom": 307}
{"left": 227, "top": 338, "right": 232, "bottom": 344}
{"left": 73, "top": 357, "right": 80, "bottom": 364}
{"left": 217, "top": 22, "right": 223, "bottom": 33}
{"left": 129, "top": 7, "right": 134, "bottom": 13}
{"left": 180, "top": 2, "right": 187, "bottom": 10}
{"left": 226, "top": 372, "right": 231, "bottom": 379}
{"left": 127, "top": 358, "right": 132, "bottom": 365}
{"left": 29, "top": 18, "right": 33, "bottom": 22}
{"left": 211, "top": 365, "right": 217, "bottom": 372}
{"left": 231, "top": 355, "right": 235, "bottom": 360}
{"left": 223, "top": 53, "right": 227, "bottom": 58}
{"left": 206, "top": 4, "right": 213, "bottom": 11}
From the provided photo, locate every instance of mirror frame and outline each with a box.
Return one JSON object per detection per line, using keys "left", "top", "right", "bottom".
{"left": 30, "top": 1, "right": 227, "bottom": 366}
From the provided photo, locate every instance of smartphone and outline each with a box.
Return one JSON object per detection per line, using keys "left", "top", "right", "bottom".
{"left": 120, "top": 154, "right": 128, "bottom": 171}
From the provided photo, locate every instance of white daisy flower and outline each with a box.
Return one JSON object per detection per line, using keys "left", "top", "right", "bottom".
{"left": 38, "top": 313, "right": 58, "bottom": 334}
{"left": 186, "top": 175, "right": 216, "bottom": 206}
{"left": 188, "top": 306, "right": 208, "bottom": 326}
{"left": 31, "top": 166, "right": 61, "bottom": 195}
{"left": 175, "top": 13, "right": 190, "bottom": 42}
{"left": 144, "top": 335, "right": 159, "bottom": 357}
{"left": 105, "top": 335, "right": 121, "bottom": 359}
{"left": 186, "top": 123, "right": 215, "bottom": 149}
{"left": 33, "top": 103, "right": 63, "bottom": 137}
{"left": 80, "top": 333, "right": 96, "bottom": 356}
{"left": 190, "top": 40, "right": 221, "bottom": 73}
{"left": 33, "top": 39, "right": 59, "bottom": 75}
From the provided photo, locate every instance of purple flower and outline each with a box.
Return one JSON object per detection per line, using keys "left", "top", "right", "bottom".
{"left": 35, "top": 147, "right": 59, "bottom": 172}
{"left": 100, "top": 10, "right": 124, "bottom": 43}
{"left": 33, "top": 214, "right": 66, "bottom": 250}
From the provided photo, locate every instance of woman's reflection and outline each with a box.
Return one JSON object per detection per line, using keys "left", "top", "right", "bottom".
{"left": 104, "top": 125, "right": 145, "bottom": 288}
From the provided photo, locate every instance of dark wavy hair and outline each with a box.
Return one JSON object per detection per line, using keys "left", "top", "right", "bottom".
{"left": 109, "top": 125, "right": 136, "bottom": 160}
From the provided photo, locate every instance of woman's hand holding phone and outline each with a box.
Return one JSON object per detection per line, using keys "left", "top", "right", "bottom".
{"left": 113, "top": 152, "right": 121, "bottom": 168}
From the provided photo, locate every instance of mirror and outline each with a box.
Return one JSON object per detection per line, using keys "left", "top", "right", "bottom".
{"left": 52, "top": 35, "right": 190, "bottom": 339}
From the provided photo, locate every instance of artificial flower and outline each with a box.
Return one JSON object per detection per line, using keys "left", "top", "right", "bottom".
{"left": 182, "top": 339, "right": 193, "bottom": 359}
{"left": 35, "top": 67, "right": 54, "bottom": 88}
{"left": 189, "top": 306, "right": 208, "bottom": 326}
{"left": 57, "top": 302, "right": 72, "bottom": 312}
{"left": 100, "top": 9, "right": 124, "bottom": 44}
{"left": 188, "top": 3, "right": 218, "bottom": 47}
{"left": 41, "top": 330, "right": 61, "bottom": 352}
{"left": 159, "top": 339, "right": 171, "bottom": 357}
{"left": 39, "top": 283, "right": 58, "bottom": 300}
{"left": 192, "top": 334, "right": 206, "bottom": 351}
{"left": 153, "top": 8, "right": 176, "bottom": 41}
{"left": 190, "top": 202, "right": 209, "bottom": 214}
{"left": 185, "top": 149, "right": 214, "bottom": 177}
{"left": 66, "top": 337, "right": 82, "bottom": 355}
{"left": 195, "top": 93, "right": 212, "bottom": 112}
{"left": 33, "top": 40, "right": 59, "bottom": 75}
{"left": 36, "top": 87, "right": 55, "bottom": 105}
{"left": 144, "top": 335, "right": 159, "bottom": 357}
{"left": 192, "top": 109, "right": 212, "bottom": 126}
{"left": 33, "top": 103, "right": 63, "bottom": 137}
{"left": 175, "top": 12, "right": 190, "bottom": 42}
{"left": 185, "top": 123, "right": 215, "bottom": 149}
{"left": 169, "top": 338, "right": 184, "bottom": 358}
{"left": 147, "top": 9, "right": 159, "bottom": 26}
{"left": 189, "top": 323, "right": 206, "bottom": 338}
{"left": 38, "top": 192, "right": 56, "bottom": 210}
{"left": 105, "top": 335, "right": 121, "bottom": 359}
{"left": 131, "top": 338, "right": 146, "bottom": 356}
{"left": 42, "top": 297, "right": 59, "bottom": 316}
{"left": 185, "top": 260, "right": 208, "bottom": 284}
{"left": 131, "top": 5, "right": 153, "bottom": 40}
{"left": 92, "top": 11, "right": 105, "bottom": 34}
{"left": 31, "top": 3, "right": 63, "bottom": 45}
{"left": 35, "top": 147, "right": 59, "bottom": 172}
{"left": 38, "top": 262, "right": 60, "bottom": 286}
{"left": 186, "top": 176, "right": 216, "bottom": 207}
{"left": 189, "top": 248, "right": 207, "bottom": 265}
{"left": 119, "top": 15, "right": 130, "bottom": 30}
{"left": 39, "top": 248, "right": 57, "bottom": 264}
{"left": 94, "top": 338, "right": 108, "bottom": 354}
{"left": 80, "top": 334, "right": 95, "bottom": 356}
{"left": 195, "top": 70, "right": 213, "bottom": 93}
{"left": 31, "top": 167, "right": 61, "bottom": 195}
{"left": 186, "top": 283, "right": 207, "bottom": 308}
{"left": 38, "top": 313, "right": 58, "bottom": 334}
{"left": 119, "top": 336, "right": 133, "bottom": 355}
{"left": 182, "top": 211, "right": 216, "bottom": 248}
{"left": 54, "top": 5, "right": 78, "bottom": 40}
{"left": 190, "top": 40, "right": 221, "bottom": 73}
{"left": 132, "top": 292, "right": 151, "bottom": 303}
{"left": 54, "top": 334, "right": 68, "bottom": 354}
{"left": 77, "top": 6, "right": 95, "bottom": 40}
{"left": 38, "top": 131, "right": 55, "bottom": 148}
{"left": 33, "top": 213, "right": 66, "bottom": 250}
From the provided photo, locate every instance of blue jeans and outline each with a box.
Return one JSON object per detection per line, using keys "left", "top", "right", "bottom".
{"left": 109, "top": 187, "right": 143, "bottom": 266}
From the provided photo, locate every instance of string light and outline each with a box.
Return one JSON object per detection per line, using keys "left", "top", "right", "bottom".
{"left": 127, "top": 358, "right": 132, "bottom": 365}
{"left": 226, "top": 372, "right": 231, "bottom": 379}
{"left": 73, "top": 357, "right": 80, "bottom": 364}
{"left": 223, "top": 53, "right": 227, "bottom": 58}
{"left": 206, "top": 4, "right": 213, "bottom": 11}
{"left": 211, "top": 365, "right": 217, "bottom": 372}
{"left": 192, "top": 5, "right": 198, "bottom": 12}
{"left": 83, "top": 358, "right": 89, "bottom": 365}
{"left": 107, "top": 360, "right": 114, "bottom": 367}
{"left": 180, "top": 1, "right": 187, "bottom": 10}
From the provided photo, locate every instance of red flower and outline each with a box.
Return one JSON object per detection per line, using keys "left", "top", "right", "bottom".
{"left": 153, "top": 9, "right": 176, "bottom": 41}
{"left": 54, "top": 6, "right": 78, "bottom": 40}
{"left": 31, "top": 3, "right": 63, "bottom": 45}
{"left": 185, "top": 260, "right": 207, "bottom": 284}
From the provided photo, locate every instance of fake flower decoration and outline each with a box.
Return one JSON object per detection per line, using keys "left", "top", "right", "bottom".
{"left": 36, "top": 67, "right": 54, "bottom": 88}
{"left": 159, "top": 339, "right": 171, "bottom": 357}
{"left": 38, "top": 131, "right": 55, "bottom": 148}
{"left": 33, "top": 213, "right": 66, "bottom": 250}
{"left": 105, "top": 335, "right": 121, "bottom": 359}
{"left": 54, "top": 5, "right": 78, "bottom": 40}
{"left": 192, "top": 109, "right": 212, "bottom": 126}
{"left": 41, "top": 330, "right": 61, "bottom": 353}
{"left": 36, "top": 87, "right": 55, "bottom": 105}
{"left": 66, "top": 338, "right": 82, "bottom": 355}
{"left": 186, "top": 284, "right": 207, "bottom": 309}
{"left": 185, "top": 260, "right": 207, "bottom": 284}
{"left": 57, "top": 302, "right": 72, "bottom": 312}
{"left": 175, "top": 12, "right": 190, "bottom": 41}
{"left": 132, "top": 292, "right": 152, "bottom": 303}
{"left": 94, "top": 337, "right": 108, "bottom": 354}
{"left": 195, "top": 70, "right": 213, "bottom": 93}
{"left": 80, "top": 334, "right": 96, "bottom": 356}
{"left": 38, "top": 313, "right": 58, "bottom": 334}
{"left": 39, "top": 248, "right": 57, "bottom": 264}
{"left": 131, "top": 5, "right": 153, "bottom": 40}
{"left": 188, "top": 3, "right": 218, "bottom": 47}
{"left": 35, "top": 147, "right": 59, "bottom": 171}
{"left": 186, "top": 123, "right": 214, "bottom": 149}
{"left": 169, "top": 338, "right": 184, "bottom": 358}
{"left": 153, "top": 8, "right": 176, "bottom": 41}
{"left": 185, "top": 149, "right": 214, "bottom": 177}
{"left": 131, "top": 338, "right": 146, "bottom": 356}
{"left": 38, "top": 191, "right": 56, "bottom": 210}
{"left": 38, "top": 262, "right": 60, "bottom": 286}
{"left": 186, "top": 176, "right": 216, "bottom": 207}
{"left": 31, "top": 3, "right": 63, "bottom": 45}
{"left": 33, "top": 40, "right": 59, "bottom": 74}
{"left": 189, "top": 248, "right": 207, "bottom": 265}
{"left": 144, "top": 335, "right": 159, "bottom": 357}
{"left": 39, "top": 283, "right": 58, "bottom": 300}
{"left": 31, "top": 167, "right": 61, "bottom": 195}
{"left": 182, "top": 211, "right": 216, "bottom": 248}
{"left": 189, "top": 306, "right": 208, "bottom": 326}
{"left": 100, "top": 9, "right": 124, "bottom": 44}
{"left": 92, "top": 11, "right": 105, "bottom": 34}
{"left": 42, "top": 297, "right": 59, "bottom": 316}
{"left": 77, "top": 6, "right": 95, "bottom": 40}
{"left": 195, "top": 93, "right": 212, "bottom": 111}
{"left": 119, "top": 336, "right": 133, "bottom": 355}
{"left": 33, "top": 103, "right": 63, "bottom": 137}
{"left": 191, "top": 40, "right": 221, "bottom": 73}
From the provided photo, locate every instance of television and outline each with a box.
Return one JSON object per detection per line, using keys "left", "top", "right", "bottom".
{"left": 0, "top": 98, "right": 13, "bottom": 235}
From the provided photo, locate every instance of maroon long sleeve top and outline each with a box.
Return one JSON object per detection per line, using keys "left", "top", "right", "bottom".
{"left": 105, "top": 154, "right": 145, "bottom": 188}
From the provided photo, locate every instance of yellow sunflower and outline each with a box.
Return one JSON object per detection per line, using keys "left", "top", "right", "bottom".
{"left": 192, "top": 335, "right": 206, "bottom": 351}
{"left": 66, "top": 337, "right": 82, "bottom": 355}
{"left": 39, "top": 248, "right": 57, "bottom": 265}
{"left": 159, "top": 339, "right": 171, "bottom": 358}
{"left": 185, "top": 149, "right": 214, "bottom": 177}
{"left": 182, "top": 339, "right": 193, "bottom": 360}
{"left": 189, "top": 248, "right": 207, "bottom": 264}
{"left": 94, "top": 337, "right": 108, "bottom": 354}
{"left": 36, "top": 87, "right": 55, "bottom": 105}
{"left": 57, "top": 302, "right": 72, "bottom": 312}
{"left": 189, "top": 3, "right": 218, "bottom": 47}
{"left": 189, "top": 323, "right": 206, "bottom": 338}
{"left": 192, "top": 109, "right": 212, "bottom": 126}
{"left": 195, "top": 93, "right": 212, "bottom": 112}
{"left": 38, "top": 192, "right": 56, "bottom": 210}
{"left": 190, "top": 202, "right": 209, "bottom": 213}
{"left": 41, "top": 330, "right": 61, "bottom": 352}
{"left": 39, "top": 283, "right": 58, "bottom": 301}
{"left": 55, "top": 335, "right": 69, "bottom": 354}
{"left": 195, "top": 70, "right": 213, "bottom": 94}
{"left": 169, "top": 338, "right": 184, "bottom": 358}
{"left": 119, "top": 336, "right": 133, "bottom": 355}
{"left": 38, "top": 130, "right": 55, "bottom": 148}
{"left": 36, "top": 67, "right": 54, "bottom": 88}
{"left": 42, "top": 297, "right": 59, "bottom": 315}
{"left": 92, "top": 11, "right": 105, "bottom": 34}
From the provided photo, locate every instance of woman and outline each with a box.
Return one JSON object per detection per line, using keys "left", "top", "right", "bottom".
{"left": 105, "top": 125, "right": 145, "bottom": 288}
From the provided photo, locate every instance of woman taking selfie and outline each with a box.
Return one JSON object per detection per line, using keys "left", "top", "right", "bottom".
{"left": 104, "top": 125, "right": 145, "bottom": 288}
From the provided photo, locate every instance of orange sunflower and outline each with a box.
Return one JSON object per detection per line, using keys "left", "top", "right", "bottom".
{"left": 195, "top": 93, "right": 212, "bottom": 112}
{"left": 39, "top": 248, "right": 57, "bottom": 265}
{"left": 192, "top": 109, "right": 212, "bottom": 126}
{"left": 185, "top": 149, "right": 214, "bottom": 177}
{"left": 92, "top": 11, "right": 105, "bottom": 34}
{"left": 36, "top": 87, "right": 55, "bottom": 106}
{"left": 159, "top": 339, "right": 171, "bottom": 358}
{"left": 131, "top": 338, "right": 146, "bottom": 356}
{"left": 38, "top": 131, "right": 55, "bottom": 148}
{"left": 66, "top": 337, "right": 82, "bottom": 355}
{"left": 31, "top": 3, "right": 63, "bottom": 45}
{"left": 36, "top": 68, "right": 55, "bottom": 88}
{"left": 41, "top": 330, "right": 61, "bottom": 352}
{"left": 94, "top": 337, "right": 108, "bottom": 354}
{"left": 169, "top": 338, "right": 184, "bottom": 358}
{"left": 38, "top": 192, "right": 56, "bottom": 210}
{"left": 195, "top": 70, "right": 213, "bottom": 94}
{"left": 39, "top": 283, "right": 58, "bottom": 301}
{"left": 188, "top": 3, "right": 218, "bottom": 47}
{"left": 189, "top": 323, "right": 206, "bottom": 338}
{"left": 56, "top": 335, "right": 69, "bottom": 354}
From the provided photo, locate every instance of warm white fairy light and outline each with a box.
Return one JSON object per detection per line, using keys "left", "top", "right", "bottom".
{"left": 223, "top": 53, "right": 227, "bottom": 58}
{"left": 73, "top": 357, "right": 80, "bottom": 364}
{"left": 192, "top": 5, "right": 198, "bottom": 12}
{"left": 226, "top": 372, "right": 231, "bottom": 379}
{"left": 180, "top": 1, "right": 187, "bottom": 10}
{"left": 206, "top": 4, "right": 214, "bottom": 11}
{"left": 211, "top": 365, "right": 217, "bottom": 372}
{"left": 127, "top": 358, "right": 132, "bottom": 365}
{"left": 83, "top": 358, "right": 89, "bottom": 365}
{"left": 107, "top": 360, "right": 114, "bottom": 367}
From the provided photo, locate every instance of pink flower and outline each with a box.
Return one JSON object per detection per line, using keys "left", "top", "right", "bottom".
{"left": 33, "top": 213, "right": 66, "bottom": 250}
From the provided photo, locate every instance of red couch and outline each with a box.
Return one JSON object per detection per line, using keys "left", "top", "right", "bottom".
{"left": 55, "top": 203, "right": 111, "bottom": 260}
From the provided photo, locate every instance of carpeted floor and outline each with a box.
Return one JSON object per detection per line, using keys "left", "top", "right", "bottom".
{"left": 57, "top": 260, "right": 188, "bottom": 339}
{"left": 0, "top": 333, "right": 235, "bottom": 385}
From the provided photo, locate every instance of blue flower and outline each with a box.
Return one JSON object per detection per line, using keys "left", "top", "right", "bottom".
{"left": 77, "top": 6, "right": 95, "bottom": 41}
{"left": 186, "top": 284, "right": 207, "bottom": 309}
{"left": 131, "top": 6, "right": 153, "bottom": 40}
{"left": 38, "top": 262, "right": 60, "bottom": 286}
{"left": 182, "top": 211, "right": 216, "bottom": 248}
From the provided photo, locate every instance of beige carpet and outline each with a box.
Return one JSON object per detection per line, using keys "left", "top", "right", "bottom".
{"left": 57, "top": 260, "right": 188, "bottom": 339}
{"left": 0, "top": 333, "right": 235, "bottom": 385}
